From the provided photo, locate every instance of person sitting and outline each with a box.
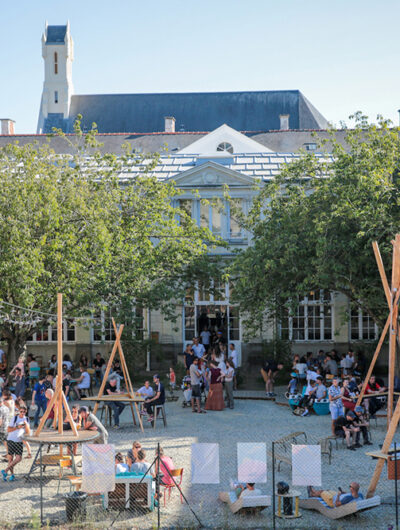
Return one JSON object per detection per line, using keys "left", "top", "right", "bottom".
{"left": 308, "top": 482, "right": 363, "bottom": 507}
{"left": 287, "top": 373, "right": 298, "bottom": 395}
{"left": 79, "top": 406, "right": 108, "bottom": 444}
{"left": 115, "top": 452, "right": 130, "bottom": 474}
{"left": 364, "top": 375, "right": 386, "bottom": 417}
{"left": 323, "top": 354, "right": 338, "bottom": 377}
{"left": 144, "top": 374, "right": 165, "bottom": 422}
{"left": 294, "top": 357, "right": 307, "bottom": 381}
{"left": 334, "top": 411, "right": 360, "bottom": 450}
{"left": 314, "top": 376, "right": 327, "bottom": 401}
{"left": 92, "top": 352, "right": 106, "bottom": 386}
{"left": 74, "top": 365, "right": 91, "bottom": 399}
{"left": 137, "top": 381, "right": 154, "bottom": 399}
{"left": 62, "top": 354, "right": 73, "bottom": 371}
{"left": 130, "top": 449, "right": 151, "bottom": 474}
{"left": 236, "top": 482, "right": 262, "bottom": 498}
{"left": 127, "top": 440, "right": 142, "bottom": 468}
{"left": 79, "top": 354, "right": 89, "bottom": 369}
{"left": 354, "top": 405, "right": 372, "bottom": 446}
{"left": 297, "top": 379, "right": 317, "bottom": 417}
{"left": 261, "top": 359, "right": 284, "bottom": 397}
{"left": 154, "top": 446, "right": 175, "bottom": 486}
{"left": 65, "top": 405, "right": 82, "bottom": 455}
{"left": 104, "top": 377, "right": 125, "bottom": 429}
{"left": 48, "top": 354, "right": 57, "bottom": 371}
{"left": 342, "top": 378, "right": 357, "bottom": 412}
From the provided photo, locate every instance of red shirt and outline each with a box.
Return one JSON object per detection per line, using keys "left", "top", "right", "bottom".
{"left": 366, "top": 382, "right": 381, "bottom": 394}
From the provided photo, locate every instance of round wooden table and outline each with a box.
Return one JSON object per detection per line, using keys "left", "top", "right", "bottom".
{"left": 276, "top": 489, "right": 302, "bottom": 518}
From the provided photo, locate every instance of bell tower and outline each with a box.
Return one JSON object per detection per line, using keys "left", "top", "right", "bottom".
{"left": 37, "top": 22, "right": 74, "bottom": 133}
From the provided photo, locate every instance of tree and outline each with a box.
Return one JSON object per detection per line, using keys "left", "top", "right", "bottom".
{"left": 0, "top": 120, "right": 216, "bottom": 365}
{"left": 231, "top": 113, "right": 400, "bottom": 338}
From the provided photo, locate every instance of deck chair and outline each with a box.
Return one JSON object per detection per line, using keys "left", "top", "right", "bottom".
{"left": 299, "top": 495, "right": 381, "bottom": 520}
{"left": 219, "top": 491, "right": 271, "bottom": 514}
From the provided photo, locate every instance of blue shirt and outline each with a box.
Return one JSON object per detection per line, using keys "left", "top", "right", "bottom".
{"left": 33, "top": 382, "right": 47, "bottom": 403}
{"left": 338, "top": 492, "right": 364, "bottom": 505}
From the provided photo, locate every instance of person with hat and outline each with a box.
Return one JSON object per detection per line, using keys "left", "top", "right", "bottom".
{"left": 144, "top": 374, "right": 165, "bottom": 422}
{"left": 354, "top": 405, "right": 372, "bottom": 446}
{"left": 334, "top": 411, "right": 360, "bottom": 450}
{"left": 328, "top": 376, "right": 344, "bottom": 435}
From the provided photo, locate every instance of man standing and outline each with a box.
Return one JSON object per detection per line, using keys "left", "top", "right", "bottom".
{"left": 261, "top": 359, "right": 283, "bottom": 397}
{"left": 31, "top": 374, "right": 47, "bottom": 428}
{"left": 200, "top": 327, "right": 211, "bottom": 353}
{"left": 144, "top": 374, "right": 165, "bottom": 422}
{"left": 2, "top": 405, "right": 30, "bottom": 481}
{"left": 190, "top": 358, "right": 205, "bottom": 413}
{"left": 228, "top": 343, "right": 238, "bottom": 368}
{"left": 184, "top": 344, "right": 196, "bottom": 374}
{"left": 104, "top": 377, "right": 125, "bottom": 429}
{"left": 192, "top": 337, "right": 205, "bottom": 359}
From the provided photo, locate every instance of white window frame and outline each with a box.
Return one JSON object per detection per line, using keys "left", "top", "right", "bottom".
{"left": 91, "top": 307, "right": 144, "bottom": 343}
{"left": 28, "top": 320, "right": 76, "bottom": 343}
{"left": 279, "top": 290, "right": 334, "bottom": 342}
{"left": 349, "top": 307, "right": 378, "bottom": 341}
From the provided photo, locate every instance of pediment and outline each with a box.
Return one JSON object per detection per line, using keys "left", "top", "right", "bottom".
{"left": 178, "top": 124, "right": 272, "bottom": 155}
{"left": 167, "top": 160, "right": 258, "bottom": 188}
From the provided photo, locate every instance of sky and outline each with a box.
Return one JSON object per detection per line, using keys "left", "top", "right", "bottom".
{"left": 1, "top": 0, "right": 399, "bottom": 134}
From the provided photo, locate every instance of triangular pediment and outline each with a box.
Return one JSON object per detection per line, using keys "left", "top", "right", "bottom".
{"left": 167, "top": 160, "right": 258, "bottom": 188}
{"left": 178, "top": 124, "right": 272, "bottom": 155}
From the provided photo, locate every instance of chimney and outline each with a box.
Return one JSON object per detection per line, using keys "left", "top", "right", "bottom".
{"left": 279, "top": 114, "right": 289, "bottom": 131}
{"left": 164, "top": 116, "right": 176, "bottom": 133}
{"left": 1, "top": 119, "right": 15, "bottom": 135}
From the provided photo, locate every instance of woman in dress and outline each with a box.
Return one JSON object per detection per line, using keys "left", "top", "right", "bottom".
{"left": 205, "top": 362, "right": 224, "bottom": 411}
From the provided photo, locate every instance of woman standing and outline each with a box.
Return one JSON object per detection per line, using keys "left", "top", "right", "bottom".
{"left": 205, "top": 362, "right": 224, "bottom": 411}
{"left": 223, "top": 360, "right": 235, "bottom": 409}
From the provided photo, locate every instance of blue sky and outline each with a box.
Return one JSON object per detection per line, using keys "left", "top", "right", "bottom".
{"left": 1, "top": 0, "right": 399, "bottom": 133}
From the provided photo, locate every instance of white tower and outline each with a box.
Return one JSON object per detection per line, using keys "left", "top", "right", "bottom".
{"left": 37, "top": 22, "right": 74, "bottom": 133}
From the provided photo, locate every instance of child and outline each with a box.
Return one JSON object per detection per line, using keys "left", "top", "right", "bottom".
{"left": 169, "top": 367, "right": 176, "bottom": 390}
{"left": 115, "top": 452, "right": 129, "bottom": 474}
{"left": 288, "top": 373, "right": 298, "bottom": 395}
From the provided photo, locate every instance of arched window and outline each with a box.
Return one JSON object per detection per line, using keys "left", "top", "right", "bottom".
{"left": 54, "top": 52, "right": 58, "bottom": 74}
{"left": 216, "top": 142, "right": 234, "bottom": 154}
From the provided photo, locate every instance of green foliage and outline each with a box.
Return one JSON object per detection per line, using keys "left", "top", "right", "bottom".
{"left": 0, "top": 118, "right": 218, "bottom": 363}
{"left": 231, "top": 113, "right": 400, "bottom": 337}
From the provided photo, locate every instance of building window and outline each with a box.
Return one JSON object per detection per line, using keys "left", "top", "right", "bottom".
{"left": 228, "top": 198, "right": 243, "bottom": 239}
{"left": 54, "top": 91, "right": 58, "bottom": 104}
{"left": 178, "top": 199, "right": 192, "bottom": 227}
{"left": 304, "top": 143, "right": 317, "bottom": 151}
{"left": 216, "top": 142, "right": 234, "bottom": 154}
{"left": 28, "top": 320, "right": 75, "bottom": 343}
{"left": 54, "top": 52, "right": 58, "bottom": 74}
{"left": 92, "top": 307, "right": 144, "bottom": 342}
{"left": 200, "top": 202, "right": 222, "bottom": 235}
{"left": 350, "top": 307, "right": 378, "bottom": 341}
{"left": 279, "top": 290, "right": 333, "bottom": 341}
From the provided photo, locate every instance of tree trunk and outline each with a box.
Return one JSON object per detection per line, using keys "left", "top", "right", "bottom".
{"left": 6, "top": 335, "right": 27, "bottom": 368}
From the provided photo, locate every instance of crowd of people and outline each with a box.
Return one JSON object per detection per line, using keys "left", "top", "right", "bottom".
{"left": 183, "top": 335, "right": 238, "bottom": 413}
{"left": 286, "top": 348, "right": 387, "bottom": 450}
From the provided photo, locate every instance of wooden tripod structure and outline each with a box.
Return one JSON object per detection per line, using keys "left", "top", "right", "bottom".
{"left": 35, "top": 293, "right": 78, "bottom": 437}
{"left": 90, "top": 319, "right": 143, "bottom": 430}
{"left": 357, "top": 235, "right": 400, "bottom": 497}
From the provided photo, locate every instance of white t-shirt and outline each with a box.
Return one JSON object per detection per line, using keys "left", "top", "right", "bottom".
{"left": 137, "top": 385, "right": 154, "bottom": 398}
{"left": 306, "top": 370, "right": 319, "bottom": 382}
{"left": 7, "top": 414, "right": 28, "bottom": 442}
{"left": 200, "top": 331, "right": 211, "bottom": 345}
{"left": 240, "top": 488, "right": 262, "bottom": 497}
{"left": 62, "top": 360, "right": 72, "bottom": 370}
{"left": 296, "top": 363, "right": 307, "bottom": 375}
{"left": 229, "top": 349, "right": 238, "bottom": 368}
{"left": 116, "top": 463, "right": 130, "bottom": 474}
{"left": 224, "top": 366, "right": 235, "bottom": 382}
{"left": 78, "top": 371, "right": 91, "bottom": 389}
{"left": 131, "top": 461, "right": 151, "bottom": 474}
{"left": 192, "top": 344, "right": 205, "bottom": 359}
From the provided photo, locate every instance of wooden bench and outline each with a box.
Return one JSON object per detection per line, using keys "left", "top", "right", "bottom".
{"left": 269, "top": 431, "right": 308, "bottom": 471}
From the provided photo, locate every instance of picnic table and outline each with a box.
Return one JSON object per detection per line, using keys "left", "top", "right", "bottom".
{"left": 82, "top": 394, "right": 145, "bottom": 432}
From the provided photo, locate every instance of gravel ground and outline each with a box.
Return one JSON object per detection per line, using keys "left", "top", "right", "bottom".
{"left": 0, "top": 387, "right": 397, "bottom": 529}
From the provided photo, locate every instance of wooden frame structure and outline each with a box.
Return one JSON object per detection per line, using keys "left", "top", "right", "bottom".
{"left": 86, "top": 319, "right": 145, "bottom": 432}
{"left": 34, "top": 293, "right": 78, "bottom": 437}
{"left": 357, "top": 236, "right": 400, "bottom": 497}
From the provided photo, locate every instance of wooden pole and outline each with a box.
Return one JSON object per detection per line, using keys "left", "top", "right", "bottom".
{"left": 373, "top": 241, "right": 392, "bottom": 306}
{"left": 57, "top": 293, "right": 63, "bottom": 434}
{"left": 92, "top": 323, "right": 124, "bottom": 415}
{"left": 367, "top": 394, "right": 400, "bottom": 497}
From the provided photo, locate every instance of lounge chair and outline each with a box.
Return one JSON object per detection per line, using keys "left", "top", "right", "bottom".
{"left": 219, "top": 491, "right": 271, "bottom": 514}
{"left": 299, "top": 495, "right": 381, "bottom": 520}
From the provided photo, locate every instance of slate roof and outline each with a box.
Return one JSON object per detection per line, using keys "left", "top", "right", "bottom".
{"left": 45, "top": 25, "right": 67, "bottom": 44}
{"left": 132, "top": 153, "right": 332, "bottom": 182}
{"left": 68, "top": 90, "right": 329, "bottom": 134}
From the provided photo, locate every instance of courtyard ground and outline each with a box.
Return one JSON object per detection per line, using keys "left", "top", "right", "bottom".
{"left": 0, "top": 386, "right": 397, "bottom": 529}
